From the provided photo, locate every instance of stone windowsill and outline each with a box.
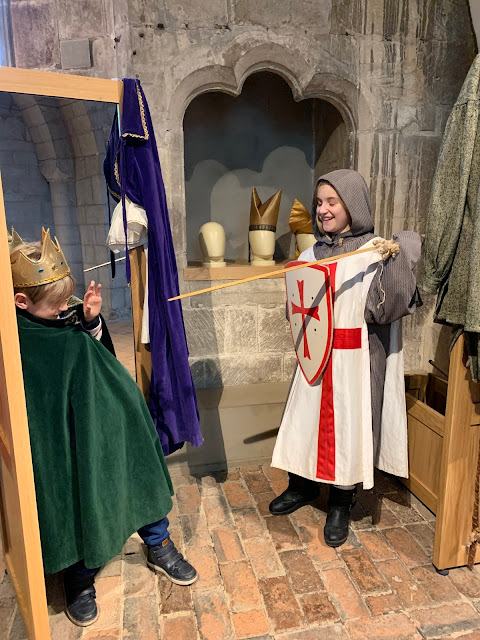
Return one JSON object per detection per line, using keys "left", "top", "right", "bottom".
{"left": 184, "top": 259, "right": 290, "bottom": 281}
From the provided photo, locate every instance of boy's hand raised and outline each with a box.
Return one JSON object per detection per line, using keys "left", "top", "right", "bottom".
{"left": 84, "top": 280, "right": 102, "bottom": 323}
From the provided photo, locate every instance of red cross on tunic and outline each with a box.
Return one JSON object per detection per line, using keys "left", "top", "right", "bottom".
{"left": 316, "top": 262, "right": 362, "bottom": 482}
{"left": 291, "top": 280, "right": 320, "bottom": 360}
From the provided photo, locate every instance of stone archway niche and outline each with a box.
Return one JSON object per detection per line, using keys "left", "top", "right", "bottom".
{"left": 183, "top": 71, "right": 351, "bottom": 264}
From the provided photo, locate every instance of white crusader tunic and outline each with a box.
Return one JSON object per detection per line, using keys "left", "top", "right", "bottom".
{"left": 272, "top": 239, "right": 408, "bottom": 490}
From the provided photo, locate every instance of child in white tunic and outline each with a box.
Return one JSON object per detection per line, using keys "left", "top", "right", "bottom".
{"left": 269, "top": 170, "right": 422, "bottom": 547}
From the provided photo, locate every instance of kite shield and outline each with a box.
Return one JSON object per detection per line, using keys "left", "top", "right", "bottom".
{"left": 285, "top": 261, "right": 334, "bottom": 385}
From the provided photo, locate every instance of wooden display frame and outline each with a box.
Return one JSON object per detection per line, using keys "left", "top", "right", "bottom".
{"left": 0, "top": 67, "right": 123, "bottom": 640}
{"left": 0, "top": 66, "right": 123, "bottom": 103}
{"left": 404, "top": 336, "right": 480, "bottom": 570}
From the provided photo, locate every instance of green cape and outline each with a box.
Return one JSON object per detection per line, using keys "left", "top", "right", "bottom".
{"left": 17, "top": 312, "right": 173, "bottom": 573}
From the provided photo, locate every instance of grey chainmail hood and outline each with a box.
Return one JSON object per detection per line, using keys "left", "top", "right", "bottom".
{"left": 311, "top": 169, "right": 375, "bottom": 242}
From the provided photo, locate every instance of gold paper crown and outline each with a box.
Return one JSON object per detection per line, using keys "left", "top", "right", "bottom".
{"left": 9, "top": 227, "right": 71, "bottom": 287}
{"left": 249, "top": 187, "right": 282, "bottom": 231}
{"left": 289, "top": 198, "right": 313, "bottom": 235}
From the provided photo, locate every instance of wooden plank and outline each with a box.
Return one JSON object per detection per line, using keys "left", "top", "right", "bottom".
{"left": 433, "top": 336, "right": 480, "bottom": 570}
{"left": 401, "top": 475, "right": 438, "bottom": 514}
{"left": 431, "top": 375, "right": 448, "bottom": 397}
{"left": 404, "top": 411, "right": 443, "bottom": 513}
{"left": 405, "top": 372, "right": 429, "bottom": 403}
{"left": 0, "top": 66, "right": 122, "bottom": 103}
{"left": 129, "top": 246, "right": 152, "bottom": 400}
{"left": 0, "top": 172, "right": 50, "bottom": 639}
{"left": 406, "top": 393, "right": 445, "bottom": 437}
{"left": 404, "top": 371, "right": 429, "bottom": 392}
{"left": 184, "top": 260, "right": 290, "bottom": 281}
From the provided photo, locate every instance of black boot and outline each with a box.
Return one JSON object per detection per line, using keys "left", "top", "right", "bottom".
{"left": 63, "top": 562, "right": 99, "bottom": 627}
{"left": 269, "top": 473, "right": 319, "bottom": 516}
{"left": 324, "top": 485, "right": 357, "bottom": 548}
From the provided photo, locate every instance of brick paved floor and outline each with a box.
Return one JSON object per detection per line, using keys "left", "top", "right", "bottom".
{"left": 3, "top": 320, "right": 480, "bottom": 639}
{"left": 108, "top": 318, "right": 136, "bottom": 377}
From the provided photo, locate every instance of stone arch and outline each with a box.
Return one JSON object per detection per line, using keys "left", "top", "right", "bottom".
{"left": 9, "top": 95, "right": 122, "bottom": 319}
{"left": 166, "top": 65, "right": 239, "bottom": 130}
{"left": 229, "top": 42, "right": 312, "bottom": 101}
{"left": 9, "top": 93, "right": 84, "bottom": 293}
{"left": 59, "top": 98, "right": 122, "bottom": 318}
{"left": 165, "top": 41, "right": 367, "bottom": 262}
{"left": 167, "top": 40, "right": 367, "bottom": 130}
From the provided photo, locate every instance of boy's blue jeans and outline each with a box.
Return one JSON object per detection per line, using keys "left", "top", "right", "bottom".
{"left": 64, "top": 516, "right": 170, "bottom": 581}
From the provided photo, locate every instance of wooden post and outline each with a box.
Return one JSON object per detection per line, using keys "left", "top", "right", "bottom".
{"left": 433, "top": 335, "right": 480, "bottom": 569}
{"left": 0, "top": 66, "right": 124, "bottom": 639}
{"left": 129, "top": 246, "right": 152, "bottom": 400}
{"left": 0, "top": 173, "right": 50, "bottom": 639}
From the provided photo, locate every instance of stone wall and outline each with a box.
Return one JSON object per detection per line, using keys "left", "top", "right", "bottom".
{"left": 184, "top": 71, "right": 350, "bottom": 263}
{"left": 5, "top": 0, "right": 477, "bottom": 384}
{"left": 84, "top": 101, "right": 131, "bottom": 317}
{"left": 59, "top": 98, "right": 130, "bottom": 318}
{"left": 0, "top": 93, "right": 54, "bottom": 241}
{"left": 0, "top": 88, "right": 128, "bottom": 317}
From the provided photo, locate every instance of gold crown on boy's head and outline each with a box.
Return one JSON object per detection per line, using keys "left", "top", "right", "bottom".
{"left": 8, "top": 227, "right": 24, "bottom": 254}
{"left": 249, "top": 187, "right": 282, "bottom": 232}
{"left": 9, "top": 227, "right": 71, "bottom": 288}
{"left": 289, "top": 198, "right": 313, "bottom": 235}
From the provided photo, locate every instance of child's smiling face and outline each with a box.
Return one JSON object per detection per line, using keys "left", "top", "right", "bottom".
{"left": 316, "top": 183, "right": 352, "bottom": 236}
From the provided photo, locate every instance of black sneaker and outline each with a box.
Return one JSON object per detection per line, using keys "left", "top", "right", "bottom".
{"left": 146, "top": 538, "right": 198, "bottom": 585}
{"left": 65, "top": 586, "right": 98, "bottom": 627}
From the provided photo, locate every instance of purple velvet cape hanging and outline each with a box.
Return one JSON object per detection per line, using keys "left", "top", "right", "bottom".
{"left": 104, "top": 79, "right": 202, "bottom": 455}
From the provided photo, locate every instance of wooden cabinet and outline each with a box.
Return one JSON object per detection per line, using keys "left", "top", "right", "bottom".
{"left": 404, "top": 337, "right": 480, "bottom": 570}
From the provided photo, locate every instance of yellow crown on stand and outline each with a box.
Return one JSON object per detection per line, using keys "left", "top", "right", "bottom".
{"left": 249, "top": 187, "right": 282, "bottom": 232}
{"left": 9, "top": 227, "right": 71, "bottom": 287}
{"left": 289, "top": 198, "right": 313, "bottom": 235}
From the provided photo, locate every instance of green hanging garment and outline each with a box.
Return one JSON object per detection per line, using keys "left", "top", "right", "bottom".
{"left": 420, "top": 54, "right": 480, "bottom": 381}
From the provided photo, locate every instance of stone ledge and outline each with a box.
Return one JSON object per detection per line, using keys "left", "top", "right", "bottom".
{"left": 184, "top": 259, "right": 290, "bottom": 281}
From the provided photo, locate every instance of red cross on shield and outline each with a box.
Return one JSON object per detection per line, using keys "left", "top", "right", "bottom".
{"left": 285, "top": 261, "right": 334, "bottom": 385}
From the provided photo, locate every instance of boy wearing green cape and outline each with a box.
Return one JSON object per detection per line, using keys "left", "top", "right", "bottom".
{"left": 9, "top": 228, "right": 197, "bottom": 627}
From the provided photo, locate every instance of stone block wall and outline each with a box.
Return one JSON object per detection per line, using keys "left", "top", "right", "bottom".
{"left": 60, "top": 98, "right": 130, "bottom": 319}
{"left": 185, "top": 279, "right": 294, "bottom": 388}
{"left": 0, "top": 93, "right": 55, "bottom": 242}
{"left": 84, "top": 101, "right": 132, "bottom": 318}
{"left": 4, "top": 0, "right": 478, "bottom": 382}
{"left": 0, "top": 89, "right": 127, "bottom": 315}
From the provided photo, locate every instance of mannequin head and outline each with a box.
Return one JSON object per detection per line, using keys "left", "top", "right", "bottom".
{"left": 198, "top": 222, "right": 226, "bottom": 267}
{"left": 249, "top": 229, "right": 276, "bottom": 266}
{"left": 295, "top": 232, "right": 316, "bottom": 254}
